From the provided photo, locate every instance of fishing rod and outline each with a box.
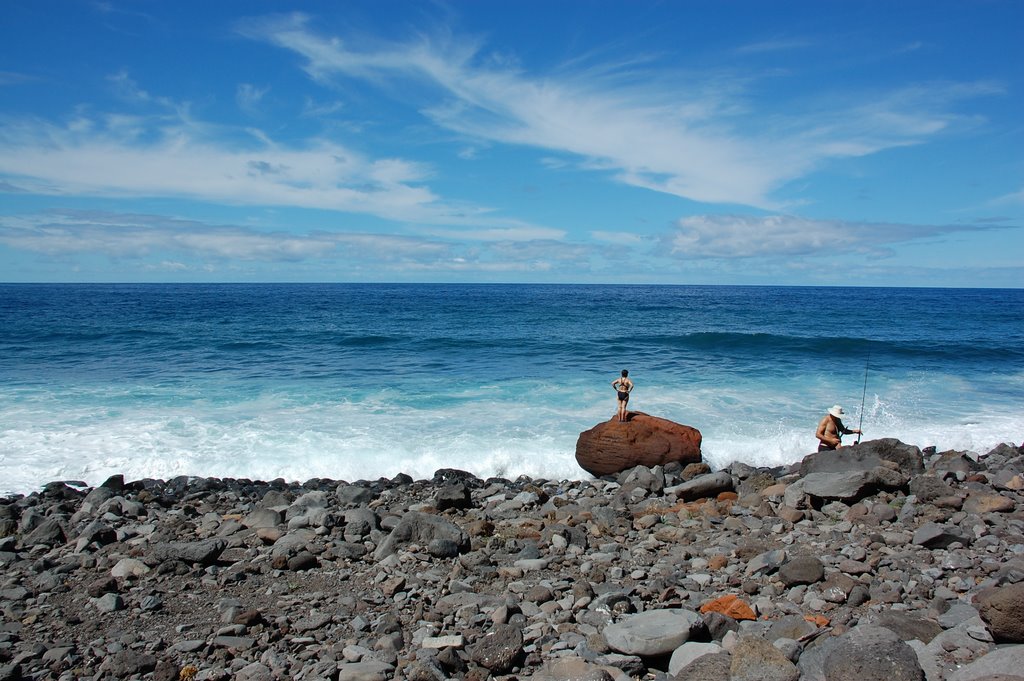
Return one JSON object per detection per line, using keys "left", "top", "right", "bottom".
{"left": 856, "top": 355, "right": 869, "bottom": 444}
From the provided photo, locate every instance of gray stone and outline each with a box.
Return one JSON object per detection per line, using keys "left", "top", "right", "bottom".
{"left": 242, "top": 508, "right": 282, "bottom": 528}
{"left": 913, "top": 522, "right": 973, "bottom": 548}
{"left": 730, "top": 636, "right": 799, "bottom": 681}
{"left": 948, "top": 646, "right": 1024, "bottom": 681}
{"left": 669, "top": 641, "right": 724, "bottom": 676}
{"left": 336, "top": 659, "right": 395, "bottom": 681}
{"left": 800, "top": 468, "right": 908, "bottom": 502}
{"left": 869, "top": 611, "right": 942, "bottom": 644}
{"left": 343, "top": 508, "right": 379, "bottom": 538}
{"left": 802, "top": 439, "right": 924, "bottom": 476}
{"left": 939, "top": 602, "right": 981, "bottom": 629}
{"left": 286, "top": 490, "right": 329, "bottom": 517}
{"left": 22, "top": 518, "right": 66, "bottom": 547}
{"left": 110, "top": 558, "right": 150, "bottom": 578}
{"left": 105, "top": 650, "right": 157, "bottom": 677}
{"left": 468, "top": 623, "right": 523, "bottom": 673}
{"left": 373, "top": 511, "right": 469, "bottom": 560}
{"left": 603, "top": 608, "right": 701, "bottom": 656}
{"left": 766, "top": 614, "right": 817, "bottom": 642}
{"left": 435, "top": 483, "right": 472, "bottom": 511}
{"left": 235, "top": 662, "right": 273, "bottom": 681}
{"left": 93, "top": 592, "right": 124, "bottom": 613}
{"left": 670, "top": 472, "right": 734, "bottom": 501}
{"left": 909, "top": 475, "right": 957, "bottom": 502}
{"left": 212, "top": 635, "right": 255, "bottom": 649}
{"left": 778, "top": 556, "right": 824, "bottom": 586}
{"left": 746, "top": 549, "right": 787, "bottom": 576}
{"left": 822, "top": 626, "right": 923, "bottom": 681}
{"left": 797, "top": 636, "right": 841, "bottom": 681}
{"left": 672, "top": 652, "right": 732, "bottom": 681}
{"left": 337, "top": 484, "right": 375, "bottom": 507}
{"left": 150, "top": 538, "right": 226, "bottom": 565}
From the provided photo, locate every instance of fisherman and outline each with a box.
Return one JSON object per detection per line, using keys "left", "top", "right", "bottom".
{"left": 612, "top": 369, "right": 633, "bottom": 422}
{"left": 815, "top": 404, "right": 861, "bottom": 451}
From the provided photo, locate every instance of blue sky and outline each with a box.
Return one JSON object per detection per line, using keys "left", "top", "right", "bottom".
{"left": 1, "top": 1, "right": 1021, "bottom": 286}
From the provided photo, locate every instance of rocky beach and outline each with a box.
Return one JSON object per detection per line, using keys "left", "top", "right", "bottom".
{"left": 1, "top": 436, "right": 1023, "bottom": 681}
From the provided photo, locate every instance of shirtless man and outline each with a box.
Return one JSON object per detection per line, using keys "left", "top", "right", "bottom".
{"left": 612, "top": 369, "right": 633, "bottom": 422}
{"left": 816, "top": 405, "right": 861, "bottom": 451}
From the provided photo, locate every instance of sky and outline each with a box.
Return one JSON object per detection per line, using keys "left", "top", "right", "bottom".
{"left": 0, "top": 1, "right": 1021, "bottom": 286}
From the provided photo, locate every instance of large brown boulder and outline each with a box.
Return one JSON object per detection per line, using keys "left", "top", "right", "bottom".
{"left": 575, "top": 412, "right": 702, "bottom": 476}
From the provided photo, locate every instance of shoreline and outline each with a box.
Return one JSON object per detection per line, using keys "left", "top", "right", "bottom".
{"left": 1, "top": 437, "right": 1022, "bottom": 680}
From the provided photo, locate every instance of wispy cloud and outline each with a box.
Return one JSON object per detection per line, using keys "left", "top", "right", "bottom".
{"left": 0, "top": 71, "right": 36, "bottom": 86}
{"left": 734, "top": 37, "right": 814, "bottom": 55}
{"left": 0, "top": 210, "right": 592, "bottom": 274}
{"left": 665, "top": 214, "right": 1012, "bottom": 259}
{"left": 0, "top": 109, "right": 513, "bottom": 226}
{"left": 238, "top": 13, "right": 997, "bottom": 209}
{"left": 236, "top": 83, "right": 270, "bottom": 115}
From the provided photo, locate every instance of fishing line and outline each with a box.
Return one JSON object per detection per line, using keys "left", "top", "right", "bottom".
{"left": 856, "top": 354, "right": 869, "bottom": 444}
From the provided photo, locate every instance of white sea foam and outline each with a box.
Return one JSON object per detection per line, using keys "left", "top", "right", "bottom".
{"left": 1, "top": 377, "right": 1020, "bottom": 496}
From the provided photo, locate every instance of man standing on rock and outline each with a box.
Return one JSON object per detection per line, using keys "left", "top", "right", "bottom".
{"left": 612, "top": 369, "right": 633, "bottom": 422}
{"left": 815, "top": 404, "right": 861, "bottom": 451}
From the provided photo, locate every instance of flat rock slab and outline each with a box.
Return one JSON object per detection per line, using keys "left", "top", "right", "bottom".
{"left": 603, "top": 608, "right": 701, "bottom": 657}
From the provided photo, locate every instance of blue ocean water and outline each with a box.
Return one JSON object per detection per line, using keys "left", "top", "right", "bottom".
{"left": 1, "top": 283, "right": 1021, "bottom": 495}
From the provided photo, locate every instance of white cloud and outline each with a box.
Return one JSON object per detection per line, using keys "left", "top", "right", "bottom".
{"left": 666, "top": 214, "right": 1010, "bottom": 259}
{"left": 0, "top": 210, "right": 589, "bottom": 274}
{"left": 239, "top": 13, "right": 998, "bottom": 209}
{"left": 590, "top": 231, "right": 650, "bottom": 246}
{"left": 0, "top": 112, "right": 495, "bottom": 226}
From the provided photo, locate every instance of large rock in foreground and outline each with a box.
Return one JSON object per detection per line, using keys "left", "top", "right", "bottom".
{"left": 575, "top": 412, "right": 702, "bottom": 476}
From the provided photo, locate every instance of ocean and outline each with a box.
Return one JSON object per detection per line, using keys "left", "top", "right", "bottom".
{"left": 1, "top": 283, "right": 1021, "bottom": 496}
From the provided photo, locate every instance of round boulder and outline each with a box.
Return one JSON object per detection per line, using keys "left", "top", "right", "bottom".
{"left": 575, "top": 412, "right": 702, "bottom": 477}
{"left": 977, "top": 582, "right": 1024, "bottom": 642}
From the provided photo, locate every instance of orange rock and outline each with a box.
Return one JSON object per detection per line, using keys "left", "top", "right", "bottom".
{"left": 804, "top": 614, "right": 830, "bottom": 627}
{"left": 717, "top": 492, "right": 738, "bottom": 502}
{"left": 699, "top": 594, "right": 756, "bottom": 621}
{"left": 575, "top": 412, "right": 702, "bottom": 476}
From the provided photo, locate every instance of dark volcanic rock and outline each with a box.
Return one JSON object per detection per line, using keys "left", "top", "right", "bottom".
{"left": 801, "top": 438, "right": 924, "bottom": 476}
{"left": 150, "top": 538, "right": 226, "bottom": 565}
{"left": 778, "top": 555, "right": 825, "bottom": 586}
{"left": 575, "top": 412, "right": 702, "bottom": 476}
{"left": 373, "top": 511, "right": 470, "bottom": 560}
{"left": 822, "top": 626, "right": 924, "bottom": 681}
{"left": 469, "top": 623, "right": 524, "bottom": 673}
